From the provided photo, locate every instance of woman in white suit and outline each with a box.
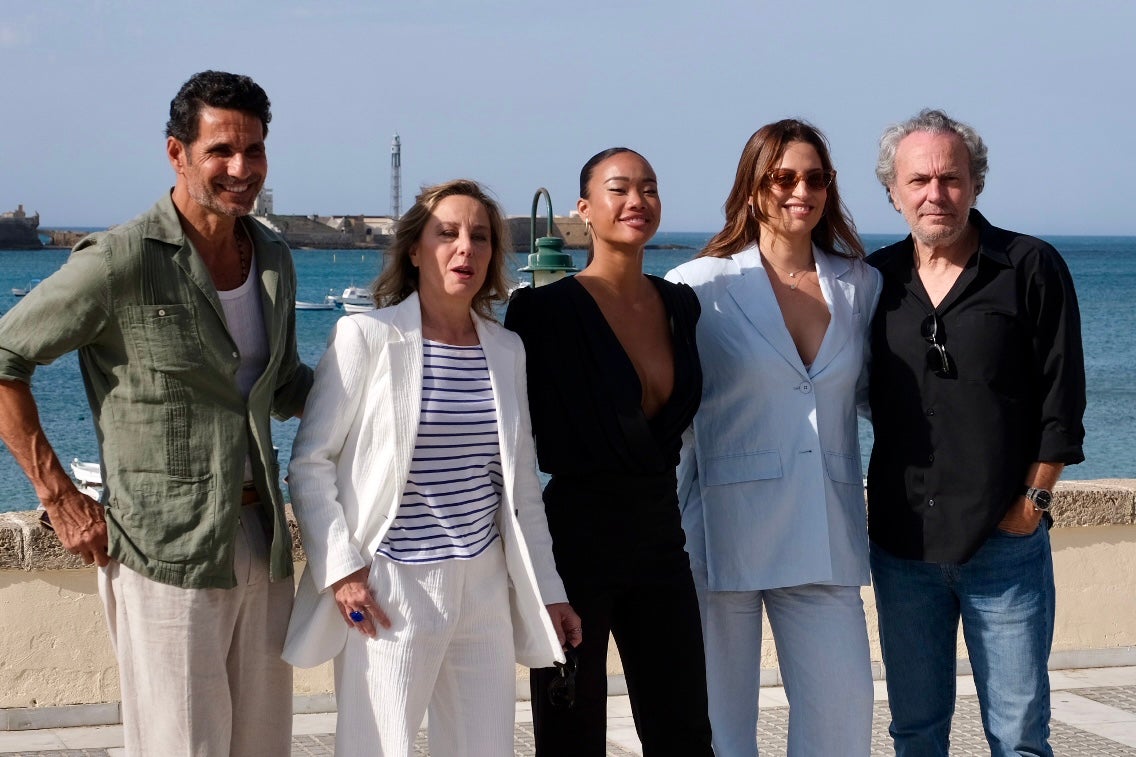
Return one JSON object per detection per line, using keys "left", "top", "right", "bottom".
{"left": 666, "top": 120, "right": 882, "bottom": 756}
{"left": 284, "top": 179, "right": 581, "bottom": 757}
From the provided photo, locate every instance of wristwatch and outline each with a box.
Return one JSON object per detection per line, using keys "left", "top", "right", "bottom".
{"left": 1022, "top": 486, "right": 1054, "bottom": 512}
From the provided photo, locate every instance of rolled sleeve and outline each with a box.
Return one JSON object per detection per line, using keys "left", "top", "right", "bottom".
{"left": 1031, "top": 250, "right": 1086, "bottom": 464}
{"left": 0, "top": 240, "right": 110, "bottom": 383}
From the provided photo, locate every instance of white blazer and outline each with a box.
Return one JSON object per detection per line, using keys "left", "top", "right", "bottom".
{"left": 283, "top": 293, "right": 567, "bottom": 668}
{"left": 666, "top": 245, "right": 883, "bottom": 592}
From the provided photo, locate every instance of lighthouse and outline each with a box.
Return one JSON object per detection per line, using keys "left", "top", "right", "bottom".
{"left": 390, "top": 134, "right": 402, "bottom": 220}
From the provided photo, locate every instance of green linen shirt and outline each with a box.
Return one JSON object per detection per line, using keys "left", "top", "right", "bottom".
{"left": 0, "top": 193, "right": 313, "bottom": 588}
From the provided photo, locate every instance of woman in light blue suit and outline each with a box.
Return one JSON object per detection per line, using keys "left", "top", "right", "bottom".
{"left": 666, "top": 120, "right": 881, "bottom": 757}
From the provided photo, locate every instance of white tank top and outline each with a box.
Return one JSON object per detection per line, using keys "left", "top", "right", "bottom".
{"left": 218, "top": 253, "right": 268, "bottom": 482}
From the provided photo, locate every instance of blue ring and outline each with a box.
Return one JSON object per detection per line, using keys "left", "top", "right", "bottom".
{"left": 349, "top": 610, "right": 365, "bottom": 623}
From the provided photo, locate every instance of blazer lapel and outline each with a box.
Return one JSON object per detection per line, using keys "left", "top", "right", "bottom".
{"left": 810, "top": 247, "right": 853, "bottom": 375}
{"left": 388, "top": 294, "right": 424, "bottom": 487}
{"left": 475, "top": 317, "right": 518, "bottom": 487}
{"left": 726, "top": 246, "right": 808, "bottom": 376}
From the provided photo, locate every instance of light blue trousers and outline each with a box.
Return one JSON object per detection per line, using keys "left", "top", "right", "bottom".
{"left": 698, "top": 583, "right": 874, "bottom": 757}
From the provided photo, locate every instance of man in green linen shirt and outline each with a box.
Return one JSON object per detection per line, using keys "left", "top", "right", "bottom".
{"left": 0, "top": 71, "right": 312, "bottom": 756}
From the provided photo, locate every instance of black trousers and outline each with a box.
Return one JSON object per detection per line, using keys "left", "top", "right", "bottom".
{"left": 529, "top": 573, "right": 714, "bottom": 756}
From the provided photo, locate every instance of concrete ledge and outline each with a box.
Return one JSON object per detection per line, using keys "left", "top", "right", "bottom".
{"left": 1, "top": 480, "right": 1133, "bottom": 730}
{"left": 1053, "top": 480, "right": 1136, "bottom": 526}
{"left": 0, "top": 506, "right": 309, "bottom": 571}
{"left": 3, "top": 482, "right": 1131, "bottom": 571}
{"left": 1, "top": 702, "right": 120, "bottom": 731}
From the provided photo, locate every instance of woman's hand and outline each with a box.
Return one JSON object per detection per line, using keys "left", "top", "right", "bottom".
{"left": 332, "top": 566, "right": 391, "bottom": 637}
{"left": 545, "top": 602, "right": 583, "bottom": 649}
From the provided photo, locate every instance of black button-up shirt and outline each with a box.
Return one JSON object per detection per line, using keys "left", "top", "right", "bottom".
{"left": 866, "top": 210, "right": 1085, "bottom": 564}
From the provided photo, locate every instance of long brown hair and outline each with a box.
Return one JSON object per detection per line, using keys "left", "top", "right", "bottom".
{"left": 372, "top": 179, "right": 512, "bottom": 321}
{"left": 699, "top": 119, "right": 863, "bottom": 259}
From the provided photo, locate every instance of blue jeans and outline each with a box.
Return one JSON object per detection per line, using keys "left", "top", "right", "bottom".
{"left": 870, "top": 525, "right": 1055, "bottom": 757}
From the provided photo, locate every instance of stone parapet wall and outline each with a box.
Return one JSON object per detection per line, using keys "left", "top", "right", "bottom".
{"left": 1, "top": 480, "right": 1134, "bottom": 723}
{"left": 6, "top": 481, "right": 1133, "bottom": 572}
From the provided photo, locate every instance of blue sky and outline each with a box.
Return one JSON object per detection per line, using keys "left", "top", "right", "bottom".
{"left": 2, "top": 0, "right": 1133, "bottom": 235}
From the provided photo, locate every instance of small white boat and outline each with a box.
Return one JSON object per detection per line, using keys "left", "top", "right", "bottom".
{"left": 295, "top": 300, "right": 336, "bottom": 311}
{"left": 334, "top": 285, "right": 373, "bottom": 313}
{"left": 70, "top": 458, "right": 103, "bottom": 500}
{"left": 11, "top": 278, "right": 41, "bottom": 297}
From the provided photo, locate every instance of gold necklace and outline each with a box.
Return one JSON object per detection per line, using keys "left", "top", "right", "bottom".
{"left": 761, "top": 253, "right": 815, "bottom": 290}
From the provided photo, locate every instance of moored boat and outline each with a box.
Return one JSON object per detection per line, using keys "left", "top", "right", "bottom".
{"left": 295, "top": 300, "right": 336, "bottom": 311}
{"left": 70, "top": 458, "right": 103, "bottom": 501}
{"left": 11, "top": 279, "right": 41, "bottom": 297}
{"left": 332, "top": 285, "right": 373, "bottom": 313}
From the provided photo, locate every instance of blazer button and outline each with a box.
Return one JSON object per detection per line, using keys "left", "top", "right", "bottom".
{"left": 799, "top": 382, "right": 813, "bottom": 394}
{"left": 157, "top": 309, "right": 166, "bottom": 316}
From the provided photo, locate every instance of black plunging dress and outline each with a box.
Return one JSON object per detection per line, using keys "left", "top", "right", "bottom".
{"left": 505, "top": 275, "right": 713, "bottom": 756}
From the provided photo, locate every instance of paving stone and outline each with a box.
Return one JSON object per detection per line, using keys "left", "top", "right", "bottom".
{"left": 1077, "top": 686, "right": 1136, "bottom": 717}
{"left": 6, "top": 688, "right": 1136, "bottom": 756}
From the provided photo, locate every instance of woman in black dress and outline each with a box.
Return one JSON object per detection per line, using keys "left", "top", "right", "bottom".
{"left": 505, "top": 148, "right": 713, "bottom": 756}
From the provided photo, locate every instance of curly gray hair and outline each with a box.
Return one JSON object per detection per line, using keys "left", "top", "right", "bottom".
{"left": 876, "top": 109, "right": 988, "bottom": 206}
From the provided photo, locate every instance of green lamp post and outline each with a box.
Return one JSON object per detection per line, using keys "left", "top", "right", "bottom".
{"left": 519, "top": 188, "right": 578, "bottom": 288}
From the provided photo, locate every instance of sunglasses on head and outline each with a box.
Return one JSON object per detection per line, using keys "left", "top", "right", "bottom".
{"left": 921, "top": 312, "right": 953, "bottom": 377}
{"left": 765, "top": 168, "right": 836, "bottom": 191}
{"left": 547, "top": 645, "right": 579, "bottom": 709}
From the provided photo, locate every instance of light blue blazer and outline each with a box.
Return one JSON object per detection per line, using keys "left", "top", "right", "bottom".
{"left": 666, "top": 244, "right": 882, "bottom": 592}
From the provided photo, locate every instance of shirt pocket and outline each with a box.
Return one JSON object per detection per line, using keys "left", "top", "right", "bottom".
{"left": 954, "top": 310, "right": 1029, "bottom": 394}
{"left": 113, "top": 471, "right": 217, "bottom": 563}
{"left": 126, "top": 304, "right": 206, "bottom": 372}
{"left": 704, "top": 449, "right": 783, "bottom": 486}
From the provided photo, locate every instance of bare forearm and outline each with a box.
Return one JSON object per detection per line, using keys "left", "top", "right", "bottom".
{"left": 0, "top": 379, "right": 74, "bottom": 504}
{"left": 0, "top": 379, "right": 107, "bottom": 564}
{"left": 1025, "top": 461, "right": 1065, "bottom": 491}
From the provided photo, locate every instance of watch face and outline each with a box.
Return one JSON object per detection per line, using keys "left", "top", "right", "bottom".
{"left": 1030, "top": 489, "right": 1053, "bottom": 510}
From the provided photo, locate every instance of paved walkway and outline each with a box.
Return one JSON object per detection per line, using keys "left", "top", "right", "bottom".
{"left": 3, "top": 667, "right": 1136, "bottom": 755}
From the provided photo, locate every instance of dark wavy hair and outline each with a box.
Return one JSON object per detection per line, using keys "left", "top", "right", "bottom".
{"left": 166, "top": 71, "right": 271, "bottom": 145}
{"left": 699, "top": 119, "right": 863, "bottom": 260}
{"left": 372, "top": 179, "right": 512, "bottom": 321}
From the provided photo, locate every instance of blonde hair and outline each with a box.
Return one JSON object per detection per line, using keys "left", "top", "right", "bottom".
{"left": 372, "top": 179, "right": 513, "bottom": 321}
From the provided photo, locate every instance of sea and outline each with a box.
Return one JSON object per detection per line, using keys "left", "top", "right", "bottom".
{"left": 0, "top": 231, "right": 1132, "bottom": 513}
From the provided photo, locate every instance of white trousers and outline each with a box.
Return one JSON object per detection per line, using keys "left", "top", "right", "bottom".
{"left": 699, "top": 583, "right": 874, "bottom": 757}
{"left": 97, "top": 507, "right": 294, "bottom": 757}
{"left": 333, "top": 541, "right": 516, "bottom": 757}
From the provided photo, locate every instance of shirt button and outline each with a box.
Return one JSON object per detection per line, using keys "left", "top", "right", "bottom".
{"left": 232, "top": 351, "right": 240, "bottom": 359}
{"left": 157, "top": 309, "right": 166, "bottom": 316}
{"left": 799, "top": 382, "right": 813, "bottom": 394}
{"left": 928, "top": 454, "right": 935, "bottom": 463}
{"left": 926, "top": 408, "right": 935, "bottom": 416}
{"left": 929, "top": 498, "right": 936, "bottom": 507}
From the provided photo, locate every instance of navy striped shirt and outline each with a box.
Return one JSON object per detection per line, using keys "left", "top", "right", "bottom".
{"left": 378, "top": 340, "right": 502, "bottom": 563}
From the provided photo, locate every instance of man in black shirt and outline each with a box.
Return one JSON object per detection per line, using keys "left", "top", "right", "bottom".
{"left": 866, "top": 109, "right": 1085, "bottom": 757}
